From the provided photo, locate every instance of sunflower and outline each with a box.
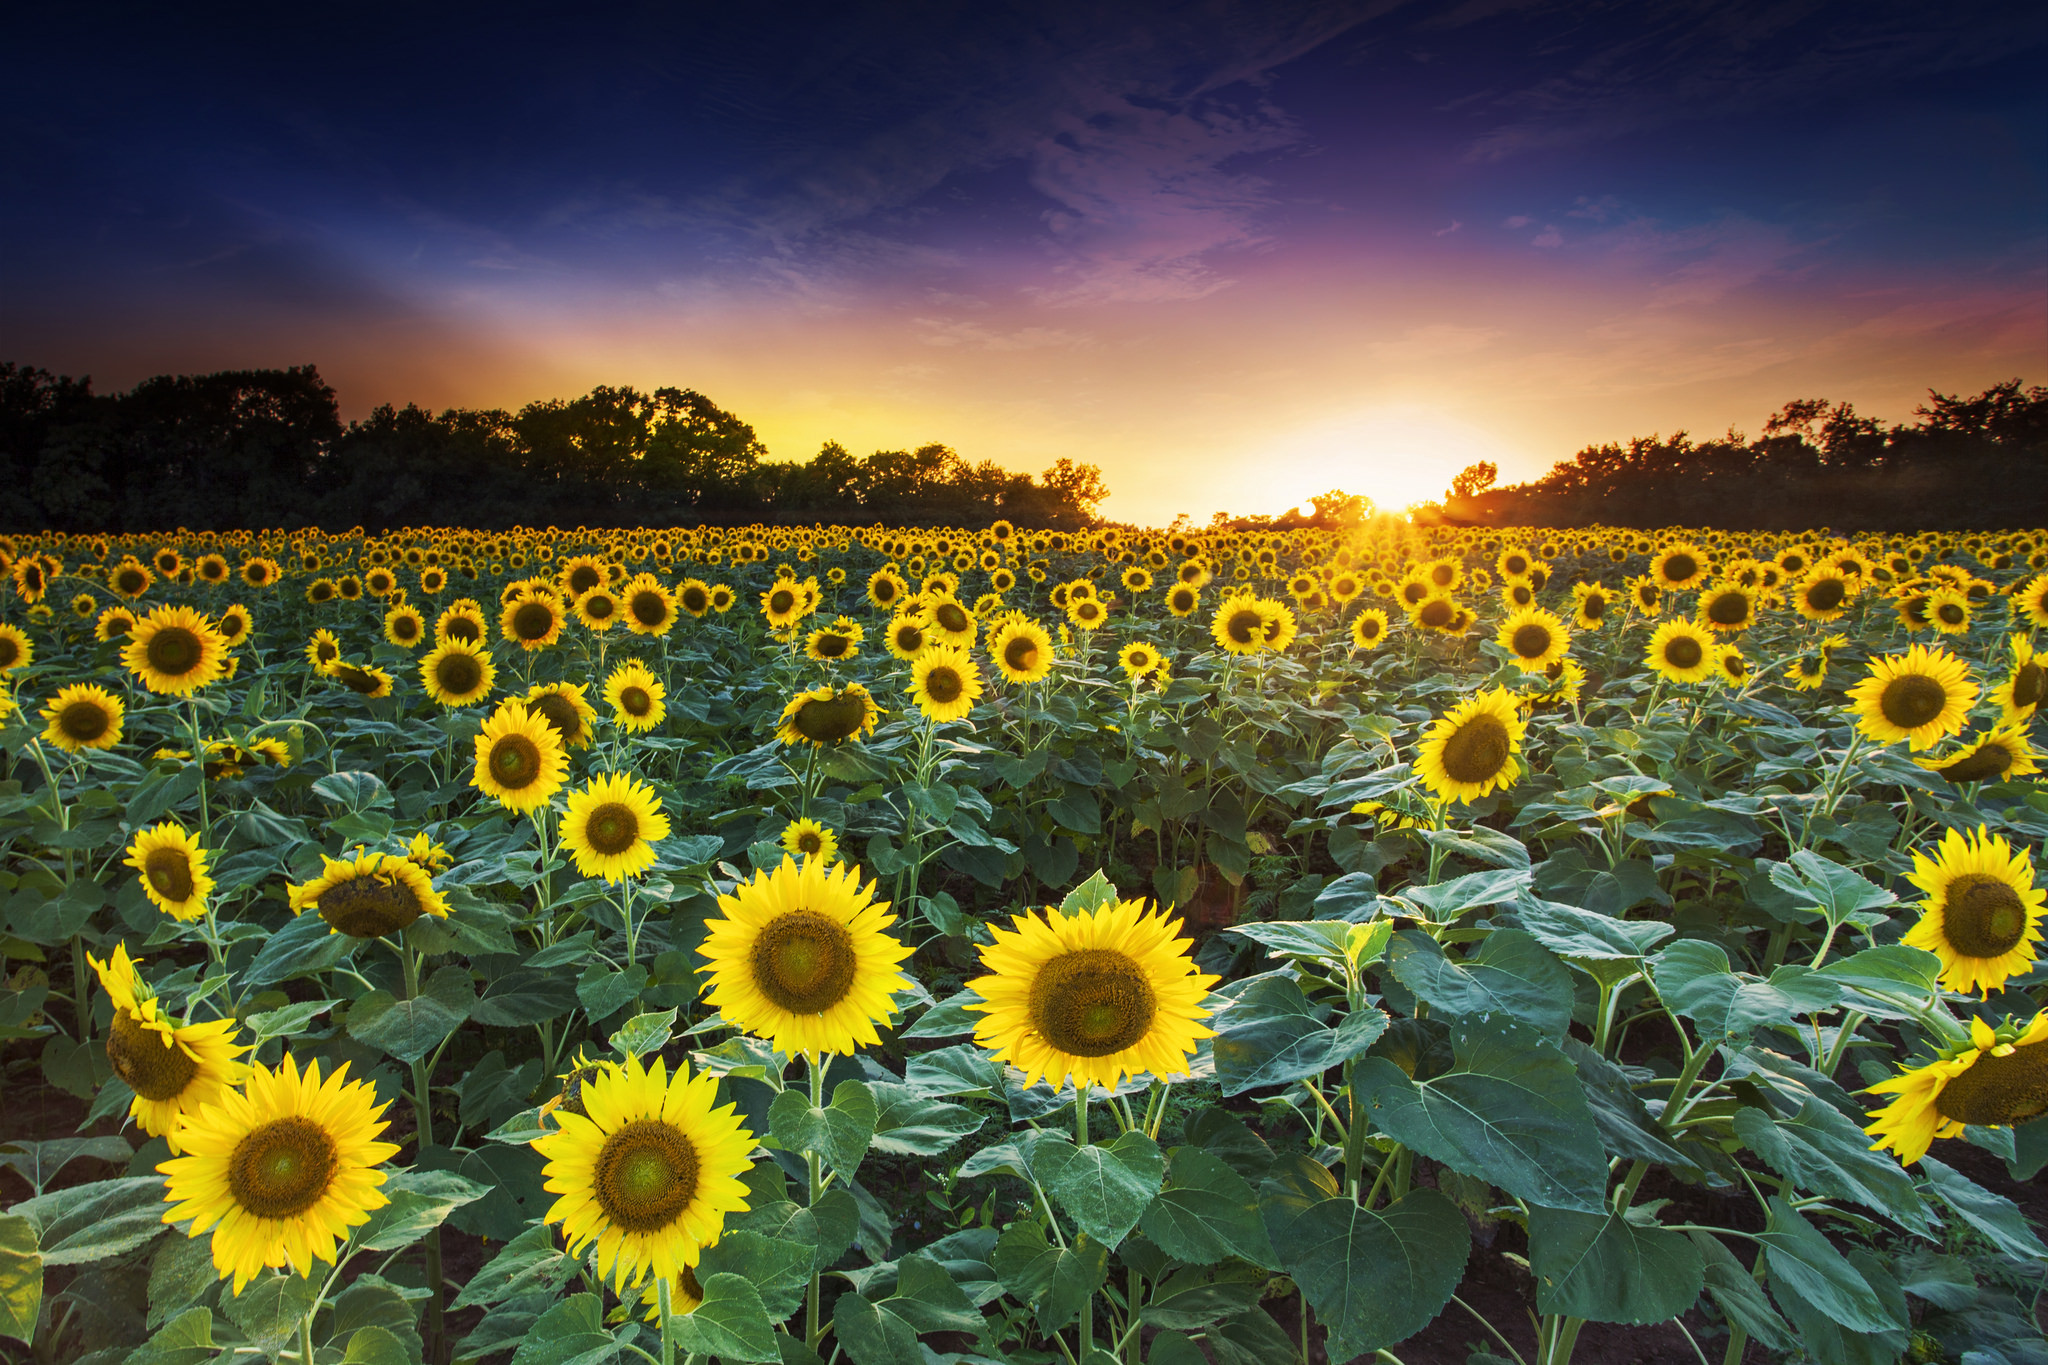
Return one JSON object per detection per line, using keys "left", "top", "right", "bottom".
{"left": 288, "top": 849, "right": 452, "bottom": 938}
{"left": 404, "top": 832, "right": 453, "bottom": 873}
{"left": 991, "top": 618, "right": 1054, "bottom": 684}
{"left": 1413, "top": 687, "right": 1526, "bottom": 804}
{"left": 421, "top": 638, "right": 495, "bottom": 708}
{"left": 40, "top": 683, "right": 125, "bottom": 753}
{"left": 1651, "top": 543, "right": 1710, "bottom": 591}
{"left": 1925, "top": 587, "right": 1972, "bottom": 635}
{"left": 435, "top": 601, "right": 489, "bottom": 646}
{"left": 1164, "top": 584, "right": 1200, "bottom": 617}
{"left": 1847, "top": 644, "right": 1977, "bottom": 750}
{"left": 866, "top": 568, "right": 908, "bottom": 611}
{"left": 473, "top": 700, "right": 570, "bottom": 811}
{"left": 0, "top": 624, "right": 29, "bottom": 677}
{"left": 126, "top": 822, "right": 214, "bottom": 922}
{"left": 965, "top": 898, "right": 1218, "bottom": 1092}
{"left": 604, "top": 661, "right": 668, "bottom": 733}
{"left": 90, "top": 944, "right": 249, "bottom": 1153}
{"left": 303, "top": 629, "right": 344, "bottom": 674}
{"left": 1210, "top": 599, "right": 1269, "bottom": 656}
{"left": 924, "top": 596, "right": 978, "bottom": 647}
{"left": 1990, "top": 634, "right": 2045, "bottom": 723}
{"left": 773, "top": 682, "right": 876, "bottom": 746}
{"left": 1644, "top": 618, "right": 1718, "bottom": 684}
{"left": 1714, "top": 644, "right": 1749, "bottom": 687}
{"left": 125, "top": 605, "right": 228, "bottom": 696}
{"left": 383, "top": 604, "right": 426, "bottom": 648}
{"left": 1497, "top": 606, "right": 1570, "bottom": 673}
{"left": 780, "top": 818, "right": 839, "bottom": 864}
{"left": 621, "top": 574, "right": 678, "bottom": 636}
{"left": 159, "top": 1053, "right": 400, "bottom": 1292}
{"left": 697, "top": 857, "right": 913, "bottom": 1057}
{"left": 1630, "top": 578, "right": 1661, "bottom": 615}
{"left": 557, "top": 555, "right": 609, "bottom": 598}
{"left": 909, "top": 645, "right": 982, "bottom": 724}
{"left": 239, "top": 557, "right": 280, "bottom": 589}
{"left": 503, "top": 591, "right": 566, "bottom": 651}
{"left": 1117, "top": 641, "right": 1162, "bottom": 679}
{"left": 884, "top": 615, "right": 930, "bottom": 661}
{"left": 527, "top": 681, "right": 599, "bottom": 749}
{"left": 1786, "top": 653, "right": 1829, "bottom": 691}
{"left": 96, "top": 606, "right": 137, "bottom": 641}
{"left": 2012, "top": 572, "right": 2048, "bottom": 629}
{"left": 1865, "top": 1013, "right": 2048, "bottom": 1166}
{"left": 1529, "top": 658, "right": 1586, "bottom": 709}
{"left": 531, "top": 1052, "right": 755, "bottom": 1294}
{"left": 110, "top": 558, "right": 155, "bottom": 599}
{"left": 1066, "top": 597, "right": 1110, "bottom": 632}
{"left": 1793, "top": 568, "right": 1853, "bottom": 622}
{"left": 1918, "top": 723, "right": 2039, "bottom": 785}
{"left": 805, "top": 620, "right": 862, "bottom": 663}
{"left": 1349, "top": 607, "right": 1390, "bottom": 651}
{"left": 331, "top": 663, "right": 394, "bottom": 699}
{"left": 1569, "top": 584, "right": 1612, "bottom": 631}
{"left": 1696, "top": 583, "right": 1757, "bottom": 634}
{"left": 760, "top": 580, "right": 805, "bottom": 631}
{"left": 674, "top": 579, "right": 712, "bottom": 619}
{"left": 1900, "top": 826, "right": 2045, "bottom": 995}
{"left": 561, "top": 773, "right": 671, "bottom": 883}
{"left": 1407, "top": 593, "right": 1461, "bottom": 634}
{"left": 1260, "top": 600, "right": 1298, "bottom": 651}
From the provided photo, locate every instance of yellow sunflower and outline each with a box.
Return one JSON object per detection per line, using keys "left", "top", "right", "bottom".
{"left": 90, "top": 944, "right": 249, "bottom": 1153}
{"left": 421, "top": 638, "right": 496, "bottom": 707}
{"left": 991, "top": 618, "right": 1054, "bottom": 684}
{"left": 527, "top": 681, "right": 600, "bottom": 749}
{"left": 472, "top": 700, "right": 570, "bottom": 811}
{"left": 1786, "top": 653, "right": 1829, "bottom": 691}
{"left": 2011, "top": 572, "right": 2048, "bottom": 629}
{"left": 1847, "top": 644, "right": 1977, "bottom": 750}
{"left": 1793, "top": 568, "right": 1854, "bottom": 623}
{"left": 601, "top": 661, "right": 668, "bottom": 733}
{"left": 1210, "top": 598, "right": 1269, "bottom": 656}
{"left": 1350, "top": 608, "right": 1390, "bottom": 651}
{"left": 779, "top": 818, "right": 839, "bottom": 864}
{"left": 1117, "top": 640, "right": 1162, "bottom": 679}
{"left": 213, "top": 604, "right": 251, "bottom": 648}
{"left": 95, "top": 606, "right": 137, "bottom": 642}
{"left": 760, "top": 579, "right": 805, "bottom": 630}
{"left": 1714, "top": 643, "right": 1749, "bottom": 687}
{"left": 1497, "top": 606, "right": 1570, "bottom": 673}
{"left": 1989, "top": 634, "right": 2045, "bottom": 723}
{"left": 331, "top": 663, "right": 394, "bottom": 699}
{"left": 1918, "top": 723, "right": 2039, "bottom": 785}
{"left": 1650, "top": 542, "right": 1710, "bottom": 591}
{"left": 1696, "top": 582, "right": 1757, "bottom": 634}
{"left": 1568, "top": 583, "right": 1613, "bottom": 631}
{"left": 287, "top": 849, "right": 452, "bottom": 938}
{"left": 435, "top": 601, "right": 489, "bottom": 646}
{"left": 125, "top": 605, "right": 228, "bottom": 696}
{"left": 866, "top": 568, "right": 908, "bottom": 612}
{"left": 304, "top": 628, "right": 344, "bottom": 674}
{"left": 775, "top": 682, "right": 878, "bottom": 746}
{"left": 697, "top": 857, "right": 913, "bottom": 1057}
{"left": 926, "top": 596, "right": 979, "bottom": 647}
{"left": 502, "top": 591, "right": 566, "bottom": 651}
{"left": 1865, "top": 1012, "right": 2048, "bottom": 1166}
{"left": 1925, "top": 587, "right": 1972, "bottom": 635}
{"left": 39, "top": 683, "right": 125, "bottom": 753}
{"left": 531, "top": 1052, "right": 755, "bottom": 1293}
{"left": 908, "top": 645, "right": 982, "bottom": 723}
{"left": 884, "top": 614, "right": 930, "bottom": 661}
{"left": 125, "top": 822, "right": 213, "bottom": 922}
{"left": 1164, "top": 584, "right": 1200, "bottom": 617}
{"left": 1900, "top": 825, "right": 2045, "bottom": 996}
{"left": 383, "top": 604, "right": 427, "bottom": 648}
{"left": 1414, "top": 687, "right": 1526, "bottom": 804}
{"left": 159, "top": 1054, "right": 400, "bottom": 1292}
{"left": 676, "top": 579, "right": 713, "bottom": 619}
{"left": 1645, "top": 618, "right": 1718, "bottom": 683}
{"left": 561, "top": 773, "right": 671, "bottom": 883}
{"left": 805, "top": 619, "right": 863, "bottom": 663}
{"left": 574, "top": 586, "right": 623, "bottom": 633}
{"left": 966, "top": 897, "right": 1218, "bottom": 1092}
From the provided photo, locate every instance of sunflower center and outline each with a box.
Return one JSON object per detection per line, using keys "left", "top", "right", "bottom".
{"left": 1806, "top": 578, "right": 1846, "bottom": 610}
{"left": 1938, "top": 744, "right": 2011, "bottom": 784}
{"left": 436, "top": 653, "right": 484, "bottom": 695}
{"left": 147, "top": 627, "right": 203, "bottom": 676}
{"left": 1663, "top": 637, "right": 1703, "bottom": 670}
{"left": 490, "top": 733, "right": 545, "bottom": 789}
{"left": 619, "top": 685, "right": 654, "bottom": 717}
{"left": 794, "top": 693, "right": 866, "bottom": 742}
{"left": 531, "top": 693, "right": 583, "bottom": 743}
{"left": 445, "top": 617, "right": 482, "bottom": 644}
{"left": 105, "top": 1010, "right": 199, "bottom": 1101}
{"left": 1358, "top": 620, "right": 1381, "bottom": 639}
{"left": 1511, "top": 624, "right": 1553, "bottom": 658}
{"left": 593, "top": 1120, "right": 699, "bottom": 1233}
{"left": 228, "top": 1115, "right": 339, "bottom": 1220}
{"left": 1440, "top": 715, "right": 1511, "bottom": 785}
{"left": 318, "top": 873, "right": 425, "bottom": 937}
{"left": 145, "top": 846, "right": 196, "bottom": 902}
{"left": 1723, "top": 654, "right": 1747, "bottom": 680}
{"left": 894, "top": 626, "right": 925, "bottom": 653}
{"left": 1581, "top": 595, "right": 1604, "bottom": 619}
{"left": 1029, "top": 948, "right": 1157, "bottom": 1058}
{"left": 585, "top": 594, "right": 616, "bottom": 619}
{"left": 1937, "top": 602, "right": 1966, "bottom": 624}
{"left": 1879, "top": 674, "right": 1947, "bottom": 731}
{"left": 59, "top": 700, "right": 111, "bottom": 743}
{"left": 1664, "top": 554, "right": 1697, "bottom": 582}
{"left": 749, "top": 910, "right": 858, "bottom": 1014}
{"left": 872, "top": 580, "right": 898, "bottom": 604}
{"left": 569, "top": 565, "right": 603, "bottom": 594}
{"left": 1004, "top": 636, "right": 1039, "bottom": 672}
{"left": 934, "top": 602, "right": 969, "bottom": 632}
{"left": 1935, "top": 1040, "right": 2048, "bottom": 1128}
{"left": 769, "top": 589, "right": 796, "bottom": 615}
{"left": 923, "top": 667, "right": 963, "bottom": 704}
{"left": 1706, "top": 592, "right": 1748, "bottom": 625}
{"left": 583, "top": 803, "right": 641, "bottom": 856}
{"left": 1225, "top": 609, "right": 1262, "bottom": 644}
{"left": 2014, "top": 662, "right": 2046, "bottom": 710}
{"left": 814, "top": 632, "right": 850, "bottom": 657}
{"left": 1941, "top": 875, "right": 2029, "bottom": 957}
{"left": 631, "top": 592, "right": 667, "bottom": 625}
{"left": 1418, "top": 599, "right": 1454, "bottom": 629}
{"left": 513, "top": 603, "right": 556, "bottom": 640}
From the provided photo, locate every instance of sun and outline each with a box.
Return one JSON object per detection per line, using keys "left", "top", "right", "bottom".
{"left": 1234, "top": 405, "right": 1528, "bottom": 515}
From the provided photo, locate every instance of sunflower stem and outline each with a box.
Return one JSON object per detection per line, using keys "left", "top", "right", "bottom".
{"left": 1075, "top": 1083, "right": 1090, "bottom": 1147}
{"left": 300, "top": 1306, "right": 316, "bottom": 1365}
{"left": 807, "top": 1053, "right": 827, "bottom": 1350}
{"left": 658, "top": 1275, "right": 674, "bottom": 1365}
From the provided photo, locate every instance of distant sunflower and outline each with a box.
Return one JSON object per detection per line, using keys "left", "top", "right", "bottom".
{"left": 780, "top": 818, "right": 839, "bottom": 864}
{"left": 1696, "top": 583, "right": 1757, "bottom": 634}
{"left": 1865, "top": 1013, "right": 2048, "bottom": 1166}
{"left": 421, "top": 638, "right": 495, "bottom": 708}
{"left": 1925, "top": 587, "right": 1972, "bottom": 635}
{"left": 966, "top": 898, "right": 1218, "bottom": 1092}
{"left": 884, "top": 615, "right": 930, "bottom": 661}
{"left": 1793, "top": 568, "right": 1853, "bottom": 623}
{"left": 697, "top": 857, "right": 913, "bottom": 1057}
{"left": 1630, "top": 579, "right": 1661, "bottom": 614}
{"left": 473, "top": 700, "right": 570, "bottom": 811}
{"left": 40, "top": 683, "right": 124, "bottom": 753}
{"left": 90, "top": 944, "right": 248, "bottom": 1153}
{"left": 1407, "top": 593, "right": 1460, "bottom": 635}
{"left": 805, "top": 619, "right": 862, "bottom": 663}
{"left": 383, "top": 604, "right": 427, "bottom": 648}
{"left": 1713, "top": 644, "right": 1749, "bottom": 687}
{"left": 1847, "top": 644, "right": 1977, "bottom": 750}
{"left": 1900, "top": 825, "right": 2044, "bottom": 995}
{"left": 1651, "top": 543, "right": 1710, "bottom": 591}
{"left": 159, "top": 1054, "right": 400, "bottom": 1292}
{"left": 125, "top": 605, "right": 228, "bottom": 696}
{"left": 1497, "top": 606, "right": 1570, "bottom": 673}
{"left": 991, "top": 618, "right": 1054, "bottom": 684}
{"left": 1066, "top": 597, "right": 1109, "bottom": 632}
{"left": 95, "top": 606, "right": 136, "bottom": 642}
{"left": 288, "top": 848, "right": 451, "bottom": 938}
{"left": 1414, "top": 687, "right": 1526, "bottom": 804}
{"left": 561, "top": 773, "right": 670, "bottom": 883}
{"left": 760, "top": 579, "right": 805, "bottom": 630}
{"left": 239, "top": 557, "right": 280, "bottom": 589}
{"left": 622, "top": 574, "right": 678, "bottom": 636}
{"left": 1117, "top": 640, "right": 1162, "bottom": 679}
{"left": 1350, "top": 607, "right": 1390, "bottom": 651}
{"left": 125, "top": 822, "right": 214, "bottom": 922}
{"left": 110, "top": 558, "right": 155, "bottom": 599}
{"left": 908, "top": 645, "right": 982, "bottom": 723}
{"left": 527, "top": 681, "right": 599, "bottom": 749}
{"left": 304, "top": 628, "right": 344, "bottom": 674}
{"left": 1164, "top": 584, "right": 1200, "bottom": 617}
{"left": 866, "top": 568, "right": 907, "bottom": 611}
{"left": 1785, "top": 653, "right": 1829, "bottom": 691}
{"left": 332, "top": 663, "right": 394, "bottom": 699}
{"left": 1991, "top": 634, "right": 2045, "bottom": 722}
{"left": 707, "top": 584, "right": 737, "bottom": 613}
{"left": 0, "top": 623, "right": 31, "bottom": 673}
{"left": 503, "top": 591, "right": 566, "bottom": 650}
{"left": 1918, "top": 723, "right": 2039, "bottom": 785}
{"left": 1645, "top": 619, "right": 1718, "bottom": 683}
{"left": 926, "top": 596, "right": 978, "bottom": 647}
{"left": 603, "top": 661, "right": 668, "bottom": 733}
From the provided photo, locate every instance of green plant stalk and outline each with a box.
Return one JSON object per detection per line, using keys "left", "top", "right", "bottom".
{"left": 1076, "top": 1080, "right": 1093, "bottom": 1363}
{"left": 806, "top": 1054, "right": 827, "bottom": 1350}
{"left": 659, "top": 1275, "right": 674, "bottom": 1365}
{"left": 401, "top": 946, "right": 448, "bottom": 1364}
{"left": 1341, "top": 1061, "right": 1366, "bottom": 1199}
{"left": 301, "top": 1308, "right": 316, "bottom": 1365}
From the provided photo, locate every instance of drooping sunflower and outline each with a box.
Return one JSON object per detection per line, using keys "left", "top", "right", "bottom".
{"left": 697, "top": 857, "right": 913, "bottom": 1057}
{"left": 90, "top": 944, "right": 249, "bottom": 1153}
{"left": 1918, "top": 723, "right": 2039, "bottom": 785}
{"left": 1414, "top": 686, "right": 1526, "bottom": 804}
{"left": 1865, "top": 1012, "right": 2048, "bottom": 1166}
{"left": 1786, "top": 653, "right": 1829, "bottom": 691}
{"left": 775, "top": 682, "right": 878, "bottom": 746}
{"left": 966, "top": 897, "right": 1218, "bottom": 1092}
{"left": 331, "top": 663, "right": 394, "bottom": 699}
{"left": 527, "top": 681, "right": 599, "bottom": 749}
{"left": 1990, "top": 634, "right": 2045, "bottom": 723}
{"left": 159, "top": 1053, "right": 400, "bottom": 1292}
{"left": 1497, "top": 606, "right": 1570, "bottom": 673}
{"left": 473, "top": 700, "right": 570, "bottom": 811}
{"left": 1793, "top": 568, "right": 1854, "bottom": 622}
{"left": 211, "top": 603, "right": 251, "bottom": 648}
{"left": 561, "top": 773, "right": 671, "bottom": 883}
{"left": 39, "top": 683, "right": 125, "bottom": 753}
{"left": 1900, "top": 825, "right": 2045, "bottom": 996}
{"left": 1349, "top": 608, "right": 1390, "bottom": 651}
{"left": 531, "top": 1052, "right": 755, "bottom": 1294}
{"left": 990, "top": 618, "right": 1054, "bottom": 684}
{"left": 383, "top": 604, "right": 427, "bottom": 648}
{"left": 421, "top": 638, "right": 496, "bottom": 708}
{"left": 908, "top": 645, "right": 982, "bottom": 724}
{"left": 1695, "top": 582, "right": 1757, "bottom": 634}
{"left": 288, "top": 848, "right": 451, "bottom": 938}
{"left": 1847, "top": 644, "right": 1977, "bottom": 750}
{"left": 621, "top": 574, "right": 678, "bottom": 636}
{"left": 780, "top": 818, "right": 839, "bottom": 864}
{"left": 125, "top": 605, "right": 228, "bottom": 696}
{"left": 1644, "top": 618, "right": 1718, "bottom": 683}
{"left": 125, "top": 822, "right": 214, "bottom": 922}
{"left": 603, "top": 661, "right": 668, "bottom": 733}
{"left": 304, "top": 628, "right": 344, "bottom": 674}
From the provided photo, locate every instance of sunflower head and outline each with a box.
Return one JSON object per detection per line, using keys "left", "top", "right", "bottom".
{"left": 125, "top": 822, "right": 214, "bottom": 922}
{"left": 908, "top": 646, "right": 982, "bottom": 723}
{"left": 1497, "top": 606, "right": 1569, "bottom": 672}
{"left": 288, "top": 850, "right": 451, "bottom": 938}
{"left": 124, "top": 605, "right": 228, "bottom": 696}
{"left": 421, "top": 638, "right": 496, "bottom": 708}
{"left": 780, "top": 818, "right": 839, "bottom": 864}
{"left": 1900, "top": 825, "right": 2045, "bottom": 996}
{"left": 561, "top": 773, "right": 671, "bottom": 883}
{"left": 776, "top": 682, "right": 879, "bottom": 746}
{"left": 473, "top": 699, "right": 570, "bottom": 810}
{"left": 40, "top": 683, "right": 126, "bottom": 753}
{"left": 1865, "top": 1012, "right": 2048, "bottom": 1165}
{"left": 1847, "top": 644, "right": 1978, "bottom": 750}
{"left": 1414, "top": 686, "right": 1526, "bottom": 804}
{"left": 991, "top": 619, "right": 1054, "bottom": 684}
{"left": 1645, "top": 619, "right": 1717, "bottom": 683}
{"left": 527, "top": 682, "right": 598, "bottom": 748}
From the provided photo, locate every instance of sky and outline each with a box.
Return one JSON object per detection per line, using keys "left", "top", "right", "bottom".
{"left": 3, "top": 1, "right": 2044, "bottom": 524}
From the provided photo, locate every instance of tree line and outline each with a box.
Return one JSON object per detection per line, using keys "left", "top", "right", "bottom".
{"left": 0, "top": 363, "right": 1110, "bottom": 531}
{"left": 1426, "top": 380, "right": 2047, "bottom": 530}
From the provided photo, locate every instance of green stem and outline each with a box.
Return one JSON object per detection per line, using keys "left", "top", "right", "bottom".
{"left": 402, "top": 948, "right": 448, "bottom": 1364}
{"left": 659, "top": 1275, "right": 674, "bottom": 1365}
{"left": 1075, "top": 1082, "right": 1091, "bottom": 1147}
{"left": 1341, "top": 1061, "right": 1365, "bottom": 1198}
{"left": 807, "top": 1054, "right": 827, "bottom": 1349}
{"left": 301, "top": 1307, "right": 316, "bottom": 1365}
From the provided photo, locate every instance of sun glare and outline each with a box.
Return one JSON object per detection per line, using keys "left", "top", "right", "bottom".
{"left": 1239, "top": 405, "right": 1527, "bottom": 515}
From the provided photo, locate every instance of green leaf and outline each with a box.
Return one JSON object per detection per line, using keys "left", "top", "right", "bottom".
{"left": 1058, "top": 869, "right": 1120, "bottom": 914}
{"left": 1773, "top": 1248, "right": 1910, "bottom": 1365}
{"left": 1766, "top": 851, "right": 1895, "bottom": 927}
{"left": 900, "top": 1043, "right": 1001, "bottom": 1098}
{"left": 575, "top": 962, "right": 648, "bottom": 1022}
{"left": 1139, "top": 1263, "right": 1262, "bottom": 1330}
{"left": 1138, "top": 1147, "right": 1276, "bottom": 1268}
{"left": 1732, "top": 1099, "right": 1934, "bottom": 1235}
{"left": 883, "top": 1252, "right": 982, "bottom": 1334}
{"left": 666, "top": 1271, "right": 779, "bottom": 1363}
{"left": 471, "top": 968, "right": 579, "bottom": 1027}
{"left": 1690, "top": 1233, "right": 1793, "bottom": 1353}
{"left": 830, "top": 1291, "right": 922, "bottom": 1365}
{"left": 1387, "top": 928, "right": 1574, "bottom": 1036}
{"left": 242, "top": 998, "right": 336, "bottom": 1044}
{"left": 451, "top": 1224, "right": 578, "bottom": 1310}
{"left": 1032, "top": 1130, "right": 1165, "bottom": 1249}
{"left": 768, "top": 1079, "right": 878, "bottom": 1175}
{"left": 346, "top": 968, "right": 473, "bottom": 1064}
{"left": 992, "top": 1220, "right": 1107, "bottom": 1332}
{"left": 1354, "top": 1017, "right": 1609, "bottom": 1213}
{"left": 1512, "top": 895, "right": 1673, "bottom": 963}
{"left": 901, "top": 987, "right": 980, "bottom": 1040}
{"left": 1651, "top": 940, "right": 1840, "bottom": 1042}
{"left": 243, "top": 911, "right": 353, "bottom": 987}
{"left": 1397, "top": 867, "right": 1531, "bottom": 917}
{"left": 0, "top": 1135, "right": 132, "bottom": 1196}
{"left": 339, "top": 1324, "right": 411, "bottom": 1365}
{"left": 1528, "top": 1206, "right": 1702, "bottom": 1324}
{"left": 147, "top": 1231, "right": 216, "bottom": 1329}
{"left": 13, "top": 1174, "right": 167, "bottom": 1265}
{"left": 1919, "top": 1156, "right": 2048, "bottom": 1263}
{"left": 1273, "top": 1189, "right": 1468, "bottom": 1361}
{"left": 1224, "top": 920, "right": 1352, "bottom": 964}
{"left": 868, "top": 1081, "right": 983, "bottom": 1156}
{"left": 353, "top": 1168, "right": 491, "bottom": 1252}
{"left": 1209, "top": 975, "right": 1388, "bottom": 1096}
{"left": 608, "top": 1007, "right": 677, "bottom": 1057}
{"left": 224, "top": 1270, "right": 323, "bottom": 1362}
{"left": 313, "top": 769, "right": 394, "bottom": 812}
{"left": 510, "top": 1292, "right": 622, "bottom": 1365}
{"left": 1757, "top": 1196, "right": 1906, "bottom": 1333}
{"left": 128, "top": 1305, "right": 217, "bottom": 1365}
{"left": 697, "top": 1230, "right": 813, "bottom": 1322}
{"left": 0, "top": 1214, "right": 41, "bottom": 1345}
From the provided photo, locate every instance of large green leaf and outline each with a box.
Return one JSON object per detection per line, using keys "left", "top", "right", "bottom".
{"left": 1209, "top": 975, "right": 1387, "bottom": 1096}
{"left": 1386, "top": 928, "right": 1574, "bottom": 1036}
{"left": 697, "top": 1229, "right": 812, "bottom": 1321}
{"left": 1732, "top": 1099, "right": 1934, "bottom": 1235}
{"left": 666, "top": 1271, "right": 779, "bottom": 1363}
{"left": 1353, "top": 1017, "right": 1608, "bottom": 1213}
{"left": 1690, "top": 1232, "right": 1793, "bottom": 1353}
{"left": 992, "top": 1220, "right": 1106, "bottom": 1332}
{"left": 768, "top": 1078, "right": 878, "bottom": 1176}
{"left": 451, "top": 1224, "right": 578, "bottom": 1310}
{"left": 830, "top": 1292, "right": 921, "bottom": 1365}
{"left": 1757, "top": 1196, "right": 1906, "bottom": 1334}
{"left": 12, "top": 1174, "right": 167, "bottom": 1265}
{"left": 1512, "top": 895, "right": 1673, "bottom": 964}
{"left": 0, "top": 1214, "right": 40, "bottom": 1345}
{"left": 224, "top": 1270, "right": 323, "bottom": 1362}
{"left": 1919, "top": 1157, "right": 2048, "bottom": 1263}
{"left": 1032, "top": 1130, "right": 1164, "bottom": 1249}
{"left": 510, "top": 1292, "right": 626, "bottom": 1365}
{"left": 127, "top": 1306, "right": 217, "bottom": 1365}
{"left": 352, "top": 1168, "right": 491, "bottom": 1252}
{"left": 1272, "top": 1188, "right": 1468, "bottom": 1360}
{"left": 1138, "top": 1147, "right": 1276, "bottom": 1268}
{"left": 471, "top": 968, "right": 580, "bottom": 1027}
{"left": 1528, "top": 1206, "right": 1702, "bottom": 1324}
{"left": 868, "top": 1080, "right": 984, "bottom": 1156}
{"left": 345, "top": 967, "right": 473, "bottom": 1063}
{"left": 1651, "top": 940, "right": 1839, "bottom": 1042}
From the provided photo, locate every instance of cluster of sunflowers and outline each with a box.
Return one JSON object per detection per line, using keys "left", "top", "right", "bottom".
{"left": 0, "top": 514, "right": 2045, "bottom": 1365}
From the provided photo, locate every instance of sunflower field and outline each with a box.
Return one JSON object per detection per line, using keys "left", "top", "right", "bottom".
{"left": 0, "top": 521, "right": 2045, "bottom": 1365}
